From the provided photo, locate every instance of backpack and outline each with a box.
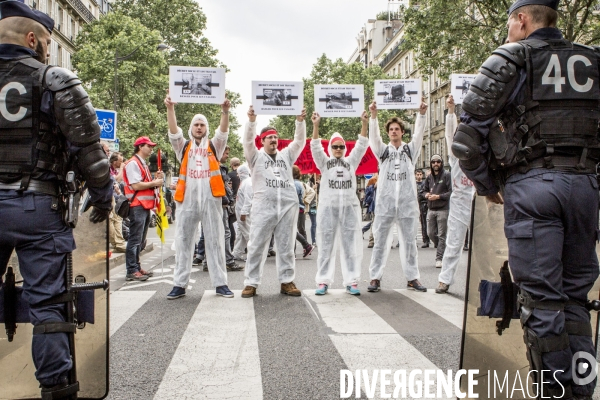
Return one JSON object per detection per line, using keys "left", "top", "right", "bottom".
{"left": 302, "top": 182, "right": 316, "bottom": 208}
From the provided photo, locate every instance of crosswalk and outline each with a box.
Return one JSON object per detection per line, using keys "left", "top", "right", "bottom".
{"left": 108, "top": 287, "right": 466, "bottom": 399}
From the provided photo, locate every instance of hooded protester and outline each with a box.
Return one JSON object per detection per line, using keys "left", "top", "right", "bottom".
{"left": 367, "top": 100, "right": 428, "bottom": 293}
{"left": 164, "top": 90, "right": 234, "bottom": 299}
{"left": 436, "top": 95, "right": 475, "bottom": 294}
{"left": 232, "top": 164, "right": 252, "bottom": 261}
{"left": 241, "top": 106, "right": 307, "bottom": 298}
{"left": 423, "top": 153, "right": 452, "bottom": 268}
{"left": 310, "top": 111, "right": 369, "bottom": 295}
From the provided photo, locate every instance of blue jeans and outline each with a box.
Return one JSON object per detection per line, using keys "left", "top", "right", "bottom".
{"left": 125, "top": 206, "right": 150, "bottom": 274}
{"left": 309, "top": 211, "right": 317, "bottom": 244}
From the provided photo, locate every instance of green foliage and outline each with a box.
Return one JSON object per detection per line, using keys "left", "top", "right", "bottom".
{"left": 72, "top": 0, "right": 245, "bottom": 165}
{"left": 402, "top": 0, "right": 600, "bottom": 79}
{"left": 376, "top": 10, "right": 402, "bottom": 20}
{"left": 270, "top": 54, "right": 412, "bottom": 142}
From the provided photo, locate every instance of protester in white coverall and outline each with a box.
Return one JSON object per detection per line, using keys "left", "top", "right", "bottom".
{"left": 164, "top": 91, "right": 233, "bottom": 299}
{"left": 232, "top": 164, "right": 252, "bottom": 261}
{"left": 311, "top": 111, "right": 368, "bottom": 296}
{"left": 241, "top": 106, "right": 307, "bottom": 298}
{"left": 367, "top": 100, "right": 428, "bottom": 293}
{"left": 436, "top": 95, "right": 475, "bottom": 294}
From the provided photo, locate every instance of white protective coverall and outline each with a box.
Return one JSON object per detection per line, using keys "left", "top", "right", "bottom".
{"left": 439, "top": 112, "right": 475, "bottom": 285}
{"left": 169, "top": 115, "right": 228, "bottom": 288}
{"left": 232, "top": 164, "right": 252, "bottom": 260}
{"left": 369, "top": 114, "right": 426, "bottom": 281}
{"left": 243, "top": 120, "right": 306, "bottom": 287}
{"left": 311, "top": 133, "right": 368, "bottom": 286}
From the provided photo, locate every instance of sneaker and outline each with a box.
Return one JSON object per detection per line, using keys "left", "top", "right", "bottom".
{"left": 312, "top": 242, "right": 316, "bottom": 247}
{"left": 267, "top": 250, "right": 276, "bottom": 257}
{"left": 421, "top": 243, "right": 430, "bottom": 248}
{"left": 167, "top": 286, "right": 186, "bottom": 299}
{"left": 126, "top": 271, "right": 148, "bottom": 281}
{"left": 280, "top": 281, "right": 301, "bottom": 296}
{"left": 435, "top": 282, "right": 450, "bottom": 294}
{"left": 227, "top": 262, "right": 244, "bottom": 271}
{"left": 315, "top": 283, "right": 328, "bottom": 295}
{"left": 216, "top": 285, "right": 234, "bottom": 298}
{"left": 407, "top": 279, "right": 427, "bottom": 292}
{"left": 241, "top": 285, "right": 256, "bottom": 298}
{"left": 367, "top": 243, "right": 374, "bottom": 248}
{"left": 202, "top": 261, "right": 208, "bottom": 272}
{"left": 303, "top": 244, "right": 314, "bottom": 258}
{"left": 435, "top": 260, "right": 442, "bottom": 268}
{"left": 192, "top": 257, "right": 203, "bottom": 265}
{"left": 139, "top": 268, "right": 154, "bottom": 277}
{"left": 367, "top": 279, "right": 380, "bottom": 292}
{"left": 346, "top": 283, "right": 360, "bottom": 296}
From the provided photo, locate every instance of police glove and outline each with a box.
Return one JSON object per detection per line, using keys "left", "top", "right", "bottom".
{"left": 89, "top": 206, "right": 111, "bottom": 223}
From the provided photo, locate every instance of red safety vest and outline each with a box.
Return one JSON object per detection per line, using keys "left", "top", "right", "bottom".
{"left": 123, "top": 155, "right": 158, "bottom": 210}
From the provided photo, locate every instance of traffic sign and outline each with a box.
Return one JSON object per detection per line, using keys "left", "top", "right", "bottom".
{"left": 95, "top": 109, "right": 117, "bottom": 141}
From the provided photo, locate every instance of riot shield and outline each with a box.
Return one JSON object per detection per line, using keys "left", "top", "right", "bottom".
{"left": 459, "top": 195, "right": 600, "bottom": 399}
{"left": 0, "top": 210, "right": 109, "bottom": 399}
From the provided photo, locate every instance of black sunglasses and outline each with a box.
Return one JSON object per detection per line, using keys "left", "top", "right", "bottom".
{"left": 331, "top": 145, "right": 346, "bottom": 150}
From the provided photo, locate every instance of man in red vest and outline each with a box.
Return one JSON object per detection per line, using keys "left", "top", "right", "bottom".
{"left": 123, "top": 137, "right": 164, "bottom": 281}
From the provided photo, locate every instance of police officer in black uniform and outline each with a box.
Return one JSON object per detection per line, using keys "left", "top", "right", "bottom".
{"left": 453, "top": 0, "right": 600, "bottom": 398}
{"left": 0, "top": 0, "right": 112, "bottom": 398}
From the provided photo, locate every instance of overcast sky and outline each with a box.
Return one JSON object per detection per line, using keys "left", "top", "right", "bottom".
{"left": 199, "top": 0, "right": 395, "bottom": 134}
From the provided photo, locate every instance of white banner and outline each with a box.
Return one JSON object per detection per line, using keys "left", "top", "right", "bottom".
{"left": 169, "top": 66, "right": 226, "bottom": 104}
{"left": 314, "top": 84, "right": 364, "bottom": 117}
{"left": 374, "top": 79, "right": 421, "bottom": 109}
{"left": 450, "top": 74, "right": 477, "bottom": 104}
{"left": 251, "top": 81, "right": 304, "bottom": 115}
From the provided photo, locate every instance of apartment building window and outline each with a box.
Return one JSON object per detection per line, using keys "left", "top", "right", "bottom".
{"left": 404, "top": 56, "right": 409, "bottom": 76}
{"left": 57, "top": 45, "right": 62, "bottom": 67}
{"left": 57, "top": 6, "right": 63, "bottom": 32}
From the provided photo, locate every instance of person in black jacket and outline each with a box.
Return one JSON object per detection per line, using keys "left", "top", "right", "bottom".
{"left": 422, "top": 154, "right": 452, "bottom": 267}
{"left": 415, "top": 169, "right": 430, "bottom": 247}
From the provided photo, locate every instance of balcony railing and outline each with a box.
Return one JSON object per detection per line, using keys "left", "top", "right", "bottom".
{"left": 379, "top": 40, "right": 404, "bottom": 69}
{"left": 66, "top": 0, "right": 95, "bottom": 23}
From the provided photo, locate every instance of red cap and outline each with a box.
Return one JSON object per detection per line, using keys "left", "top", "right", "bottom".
{"left": 134, "top": 136, "right": 157, "bottom": 147}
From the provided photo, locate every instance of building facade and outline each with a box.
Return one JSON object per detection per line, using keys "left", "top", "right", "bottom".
{"left": 23, "top": 0, "right": 110, "bottom": 70}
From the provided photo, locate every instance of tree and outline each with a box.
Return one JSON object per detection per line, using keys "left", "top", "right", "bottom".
{"left": 270, "top": 55, "right": 412, "bottom": 142}
{"left": 111, "top": 0, "right": 245, "bottom": 162}
{"left": 402, "top": 0, "right": 600, "bottom": 79}
{"left": 72, "top": 12, "right": 170, "bottom": 158}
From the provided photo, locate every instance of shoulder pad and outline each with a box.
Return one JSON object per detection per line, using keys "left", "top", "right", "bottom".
{"left": 492, "top": 42, "right": 526, "bottom": 67}
{"left": 44, "top": 67, "right": 81, "bottom": 91}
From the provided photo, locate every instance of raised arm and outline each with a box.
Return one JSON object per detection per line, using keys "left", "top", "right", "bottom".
{"left": 309, "top": 112, "right": 328, "bottom": 170}
{"left": 347, "top": 111, "right": 370, "bottom": 170}
{"left": 243, "top": 106, "right": 259, "bottom": 167}
{"left": 408, "top": 102, "right": 428, "bottom": 166}
{"left": 164, "top": 90, "right": 185, "bottom": 162}
{"left": 368, "top": 102, "right": 386, "bottom": 159}
{"left": 444, "top": 95, "right": 458, "bottom": 157}
{"left": 287, "top": 107, "right": 307, "bottom": 163}
{"left": 212, "top": 99, "right": 231, "bottom": 160}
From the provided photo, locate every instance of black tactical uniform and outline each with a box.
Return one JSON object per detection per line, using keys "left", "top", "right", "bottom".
{"left": 452, "top": 0, "right": 600, "bottom": 398}
{"left": 0, "top": 0, "right": 112, "bottom": 397}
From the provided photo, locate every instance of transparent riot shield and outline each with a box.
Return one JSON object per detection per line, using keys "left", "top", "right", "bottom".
{"left": 0, "top": 210, "right": 109, "bottom": 399}
{"left": 459, "top": 195, "right": 600, "bottom": 399}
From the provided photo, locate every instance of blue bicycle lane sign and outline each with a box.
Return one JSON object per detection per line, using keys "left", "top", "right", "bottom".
{"left": 95, "top": 109, "right": 117, "bottom": 141}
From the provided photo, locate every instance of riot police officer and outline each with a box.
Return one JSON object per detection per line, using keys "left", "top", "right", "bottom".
{"left": 0, "top": 0, "right": 112, "bottom": 398}
{"left": 453, "top": 0, "right": 600, "bottom": 398}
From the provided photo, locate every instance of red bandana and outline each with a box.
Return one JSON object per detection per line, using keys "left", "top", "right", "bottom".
{"left": 260, "top": 129, "right": 278, "bottom": 140}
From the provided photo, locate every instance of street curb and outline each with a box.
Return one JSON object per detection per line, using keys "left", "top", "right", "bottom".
{"left": 108, "top": 242, "right": 154, "bottom": 269}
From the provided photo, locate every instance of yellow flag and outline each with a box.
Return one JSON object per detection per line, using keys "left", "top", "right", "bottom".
{"left": 155, "top": 187, "right": 169, "bottom": 243}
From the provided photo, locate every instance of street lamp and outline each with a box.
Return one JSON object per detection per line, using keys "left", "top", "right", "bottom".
{"left": 113, "top": 41, "right": 169, "bottom": 111}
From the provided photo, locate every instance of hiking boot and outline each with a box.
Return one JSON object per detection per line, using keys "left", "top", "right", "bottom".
{"left": 167, "top": 286, "right": 186, "bottom": 299}
{"left": 241, "top": 285, "right": 256, "bottom": 298}
{"left": 280, "top": 282, "right": 301, "bottom": 296}
{"left": 140, "top": 268, "right": 154, "bottom": 277}
{"left": 267, "top": 250, "right": 276, "bottom": 257}
{"left": 407, "top": 279, "right": 427, "bottom": 292}
{"left": 315, "top": 283, "right": 328, "bottom": 295}
{"left": 216, "top": 285, "right": 234, "bottom": 298}
{"left": 367, "top": 279, "right": 380, "bottom": 292}
{"left": 303, "top": 244, "right": 314, "bottom": 258}
{"left": 126, "top": 271, "right": 148, "bottom": 281}
{"left": 421, "top": 243, "right": 430, "bottom": 248}
{"left": 227, "top": 262, "right": 244, "bottom": 271}
{"left": 346, "top": 283, "right": 360, "bottom": 296}
{"left": 435, "top": 282, "right": 450, "bottom": 294}
{"left": 435, "top": 260, "right": 442, "bottom": 268}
